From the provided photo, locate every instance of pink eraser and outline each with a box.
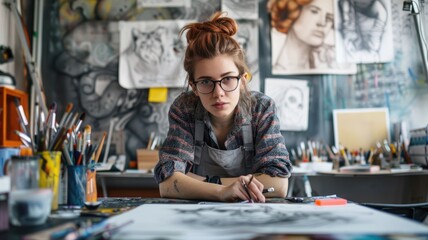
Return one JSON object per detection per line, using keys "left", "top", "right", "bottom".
{"left": 315, "top": 198, "right": 347, "bottom": 206}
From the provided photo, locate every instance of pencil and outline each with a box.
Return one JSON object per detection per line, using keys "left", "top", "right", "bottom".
{"left": 242, "top": 176, "right": 254, "bottom": 203}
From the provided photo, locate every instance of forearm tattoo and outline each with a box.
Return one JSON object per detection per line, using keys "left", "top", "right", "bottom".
{"left": 173, "top": 179, "right": 180, "bottom": 193}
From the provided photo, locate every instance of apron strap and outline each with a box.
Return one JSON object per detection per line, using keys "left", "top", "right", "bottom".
{"left": 193, "top": 102, "right": 205, "bottom": 170}
{"left": 241, "top": 123, "right": 254, "bottom": 171}
{"left": 194, "top": 119, "right": 204, "bottom": 166}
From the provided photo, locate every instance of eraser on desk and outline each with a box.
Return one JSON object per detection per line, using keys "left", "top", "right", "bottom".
{"left": 315, "top": 198, "right": 347, "bottom": 206}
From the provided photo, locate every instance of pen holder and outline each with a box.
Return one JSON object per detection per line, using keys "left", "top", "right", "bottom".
{"left": 38, "top": 151, "right": 61, "bottom": 210}
{"left": 85, "top": 166, "right": 97, "bottom": 203}
{"left": 67, "top": 165, "right": 86, "bottom": 207}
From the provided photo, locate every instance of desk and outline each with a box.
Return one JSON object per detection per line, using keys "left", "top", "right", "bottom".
{"left": 97, "top": 171, "right": 159, "bottom": 198}
{"left": 3, "top": 198, "right": 428, "bottom": 240}
{"left": 307, "top": 170, "right": 428, "bottom": 204}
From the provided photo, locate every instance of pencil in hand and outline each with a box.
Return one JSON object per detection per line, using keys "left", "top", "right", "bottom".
{"left": 241, "top": 176, "right": 254, "bottom": 203}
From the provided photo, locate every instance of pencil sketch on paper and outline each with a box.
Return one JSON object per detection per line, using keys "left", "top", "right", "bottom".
{"left": 236, "top": 20, "right": 260, "bottom": 91}
{"left": 268, "top": 0, "right": 356, "bottom": 75}
{"left": 335, "top": 0, "right": 394, "bottom": 63}
{"left": 265, "top": 78, "right": 309, "bottom": 131}
{"left": 222, "top": 0, "right": 258, "bottom": 20}
{"left": 106, "top": 203, "right": 428, "bottom": 240}
{"left": 119, "top": 20, "right": 189, "bottom": 89}
{"left": 173, "top": 205, "right": 353, "bottom": 227}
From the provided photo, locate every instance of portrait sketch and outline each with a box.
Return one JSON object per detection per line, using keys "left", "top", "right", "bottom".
{"left": 265, "top": 78, "right": 310, "bottom": 131}
{"left": 119, "top": 20, "right": 190, "bottom": 89}
{"left": 335, "top": 0, "right": 394, "bottom": 63}
{"left": 268, "top": 0, "right": 357, "bottom": 75}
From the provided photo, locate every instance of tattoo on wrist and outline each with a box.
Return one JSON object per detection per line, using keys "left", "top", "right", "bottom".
{"left": 173, "top": 179, "right": 180, "bottom": 193}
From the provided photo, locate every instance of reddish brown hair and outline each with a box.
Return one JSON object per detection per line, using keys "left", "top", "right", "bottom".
{"left": 267, "top": 0, "right": 312, "bottom": 34}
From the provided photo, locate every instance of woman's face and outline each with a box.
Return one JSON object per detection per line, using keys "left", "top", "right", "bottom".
{"left": 191, "top": 55, "right": 242, "bottom": 122}
{"left": 291, "top": 0, "right": 334, "bottom": 47}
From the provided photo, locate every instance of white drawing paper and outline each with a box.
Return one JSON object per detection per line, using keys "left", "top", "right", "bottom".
{"left": 106, "top": 203, "right": 428, "bottom": 240}
{"left": 265, "top": 78, "right": 310, "bottom": 131}
{"left": 335, "top": 0, "right": 394, "bottom": 63}
{"left": 269, "top": 0, "right": 357, "bottom": 75}
{"left": 119, "top": 20, "right": 191, "bottom": 89}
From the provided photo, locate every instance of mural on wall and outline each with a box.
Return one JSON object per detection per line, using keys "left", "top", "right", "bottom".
{"left": 335, "top": 0, "right": 395, "bottom": 63}
{"left": 267, "top": 0, "right": 357, "bottom": 75}
{"left": 119, "top": 20, "right": 189, "bottom": 89}
{"left": 44, "top": 0, "right": 220, "bottom": 162}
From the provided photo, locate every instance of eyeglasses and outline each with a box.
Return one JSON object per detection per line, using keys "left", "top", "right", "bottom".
{"left": 194, "top": 76, "right": 241, "bottom": 94}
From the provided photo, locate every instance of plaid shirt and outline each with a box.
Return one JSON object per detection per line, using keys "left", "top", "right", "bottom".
{"left": 154, "top": 91, "right": 292, "bottom": 183}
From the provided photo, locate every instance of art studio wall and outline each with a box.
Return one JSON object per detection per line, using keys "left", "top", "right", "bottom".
{"left": 38, "top": 0, "right": 428, "bottom": 162}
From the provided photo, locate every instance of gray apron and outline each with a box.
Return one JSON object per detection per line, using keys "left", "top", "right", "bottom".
{"left": 191, "top": 103, "right": 254, "bottom": 177}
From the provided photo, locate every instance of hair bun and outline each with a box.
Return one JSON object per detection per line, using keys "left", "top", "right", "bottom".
{"left": 184, "top": 12, "right": 238, "bottom": 42}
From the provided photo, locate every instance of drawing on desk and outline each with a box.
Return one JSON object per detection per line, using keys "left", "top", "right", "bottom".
{"left": 104, "top": 203, "right": 428, "bottom": 240}
{"left": 173, "top": 204, "right": 352, "bottom": 227}
{"left": 119, "top": 20, "right": 190, "bottom": 89}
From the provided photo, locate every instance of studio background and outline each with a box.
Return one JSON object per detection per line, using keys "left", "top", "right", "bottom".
{"left": 35, "top": 0, "right": 428, "bottom": 163}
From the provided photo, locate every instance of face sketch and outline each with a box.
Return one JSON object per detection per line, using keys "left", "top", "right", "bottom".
{"left": 291, "top": 0, "right": 334, "bottom": 47}
{"left": 191, "top": 55, "right": 242, "bottom": 122}
{"left": 277, "top": 87, "right": 304, "bottom": 127}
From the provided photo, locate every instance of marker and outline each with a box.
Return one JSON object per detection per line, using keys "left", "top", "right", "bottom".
{"left": 315, "top": 198, "right": 347, "bottom": 206}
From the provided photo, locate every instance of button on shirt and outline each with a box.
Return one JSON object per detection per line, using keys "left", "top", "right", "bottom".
{"left": 154, "top": 91, "right": 292, "bottom": 183}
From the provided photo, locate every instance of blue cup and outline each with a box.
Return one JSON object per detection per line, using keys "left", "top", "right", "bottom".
{"left": 67, "top": 165, "right": 86, "bottom": 206}
{"left": 0, "top": 148, "right": 19, "bottom": 176}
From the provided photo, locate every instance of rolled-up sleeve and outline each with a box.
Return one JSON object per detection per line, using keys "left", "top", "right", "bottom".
{"left": 252, "top": 94, "right": 292, "bottom": 178}
{"left": 154, "top": 95, "right": 195, "bottom": 183}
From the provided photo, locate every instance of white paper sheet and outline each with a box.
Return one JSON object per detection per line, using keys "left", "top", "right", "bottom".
{"left": 265, "top": 78, "right": 310, "bottom": 131}
{"left": 118, "top": 20, "right": 191, "bottom": 89}
{"left": 106, "top": 203, "right": 428, "bottom": 240}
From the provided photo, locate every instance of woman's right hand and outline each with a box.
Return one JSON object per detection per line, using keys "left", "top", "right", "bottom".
{"left": 219, "top": 175, "right": 266, "bottom": 203}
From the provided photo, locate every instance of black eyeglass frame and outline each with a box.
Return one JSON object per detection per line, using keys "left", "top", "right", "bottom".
{"left": 194, "top": 75, "right": 241, "bottom": 94}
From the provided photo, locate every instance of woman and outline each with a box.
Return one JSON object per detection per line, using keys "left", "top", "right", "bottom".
{"left": 268, "top": 0, "right": 335, "bottom": 71}
{"left": 154, "top": 12, "right": 292, "bottom": 203}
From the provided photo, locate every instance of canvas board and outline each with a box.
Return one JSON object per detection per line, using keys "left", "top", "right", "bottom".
{"left": 333, "top": 108, "right": 390, "bottom": 150}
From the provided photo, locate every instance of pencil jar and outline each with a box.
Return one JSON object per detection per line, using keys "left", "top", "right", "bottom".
{"left": 67, "top": 165, "right": 86, "bottom": 206}
{"left": 38, "top": 151, "right": 61, "bottom": 210}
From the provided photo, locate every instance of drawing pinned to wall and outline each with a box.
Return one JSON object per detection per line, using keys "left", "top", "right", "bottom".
{"left": 335, "top": 0, "right": 394, "bottom": 63}
{"left": 236, "top": 20, "right": 260, "bottom": 91}
{"left": 267, "top": 0, "right": 357, "bottom": 75}
{"left": 265, "top": 78, "right": 310, "bottom": 131}
{"left": 222, "top": 0, "right": 258, "bottom": 20}
{"left": 119, "top": 20, "right": 190, "bottom": 89}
